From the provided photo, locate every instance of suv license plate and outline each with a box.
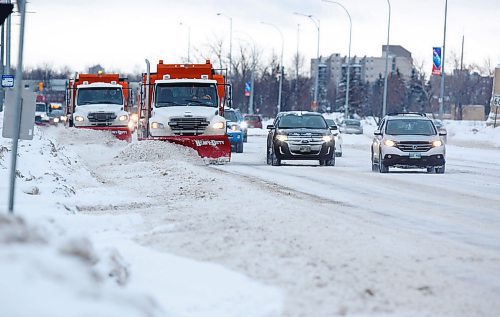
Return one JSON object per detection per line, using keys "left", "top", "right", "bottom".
{"left": 409, "top": 152, "right": 421, "bottom": 159}
{"left": 299, "top": 145, "right": 311, "bottom": 152}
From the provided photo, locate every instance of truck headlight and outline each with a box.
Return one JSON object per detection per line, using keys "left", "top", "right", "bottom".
{"left": 384, "top": 140, "right": 396, "bottom": 147}
{"left": 75, "top": 115, "right": 84, "bottom": 122}
{"left": 432, "top": 140, "right": 443, "bottom": 147}
{"left": 213, "top": 122, "right": 225, "bottom": 129}
{"left": 322, "top": 135, "right": 333, "bottom": 142}
{"left": 276, "top": 134, "right": 287, "bottom": 142}
{"left": 118, "top": 115, "right": 129, "bottom": 121}
{"left": 151, "top": 122, "right": 164, "bottom": 129}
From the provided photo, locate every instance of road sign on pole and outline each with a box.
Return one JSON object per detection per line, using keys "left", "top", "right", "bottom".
{"left": 1, "top": 74, "right": 14, "bottom": 87}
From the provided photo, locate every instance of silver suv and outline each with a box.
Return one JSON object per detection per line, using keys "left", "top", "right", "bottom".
{"left": 371, "top": 113, "right": 447, "bottom": 173}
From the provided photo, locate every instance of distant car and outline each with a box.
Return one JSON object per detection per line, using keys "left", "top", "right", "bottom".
{"left": 340, "top": 119, "right": 363, "bottom": 134}
{"left": 432, "top": 119, "right": 448, "bottom": 143}
{"left": 243, "top": 114, "right": 263, "bottom": 129}
{"left": 224, "top": 108, "right": 244, "bottom": 153}
{"left": 266, "top": 111, "right": 336, "bottom": 166}
{"left": 48, "top": 110, "right": 66, "bottom": 126}
{"left": 371, "top": 112, "right": 447, "bottom": 173}
{"left": 325, "top": 119, "right": 343, "bottom": 157}
{"left": 224, "top": 108, "right": 248, "bottom": 142}
{"left": 35, "top": 102, "right": 49, "bottom": 125}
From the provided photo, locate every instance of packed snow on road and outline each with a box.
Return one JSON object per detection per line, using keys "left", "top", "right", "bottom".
{"left": 1, "top": 113, "right": 500, "bottom": 317}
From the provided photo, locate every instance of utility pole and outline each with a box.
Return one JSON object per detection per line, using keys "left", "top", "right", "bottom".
{"left": 439, "top": 0, "right": 448, "bottom": 120}
{"left": 382, "top": 0, "right": 391, "bottom": 117}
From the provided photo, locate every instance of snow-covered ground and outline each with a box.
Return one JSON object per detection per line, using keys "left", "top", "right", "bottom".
{"left": 1, "top": 114, "right": 500, "bottom": 316}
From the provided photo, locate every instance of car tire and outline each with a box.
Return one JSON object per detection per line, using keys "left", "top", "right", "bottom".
{"left": 271, "top": 147, "right": 281, "bottom": 166}
{"left": 236, "top": 141, "right": 244, "bottom": 153}
{"left": 335, "top": 145, "right": 342, "bottom": 157}
{"left": 325, "top": 156, "right": 335, "bottom": 166}
{"left": 371, "top": 152, "right": 378, "bottom": 172}
{"left": 435, "top": 165, "right": 445, "bottom": 174}
{"left": 378, "top": 151, "right": 389, "bottom": 173}
{"left": 243, "top": 133, "right": 248, "bottom": 143}
{"left": 319, "top": 160, "right": 325, "bottom": 166}
{"left": 266, "top": 146, "right": 272, "bottom": 165}
{"left": 426, "top": 167, "right": 434, "bottom": 173}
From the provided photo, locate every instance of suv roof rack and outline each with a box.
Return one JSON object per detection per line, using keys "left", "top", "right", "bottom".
{"left": 386, "top": 112, "right": 426, "bottom": 117}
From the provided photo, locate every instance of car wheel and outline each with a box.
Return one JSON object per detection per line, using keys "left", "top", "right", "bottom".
{"left": 243, "top": 133, "right": 248, "bottom": 143}
{"left": 319, "top": 160, "right": 325, "bottom": 166}
{"left": 435, "top": 165, "right": 445, "bottom": 174}
{"left": 371, "top": 151, "right": 378, "bottom": 172}
{"left": 378, "top": 151, "right": 389, "bottom": 173}
{"left": 236, "top": 141, "right": 244, "bottom": 153}
{"left": 271, "top": 147, "right": 281, "bottom": 166}
{"left": 335, "top": 145, "right": 342, "bottom": 157}
{"left": 426, "top": 167, "right": 434, "bottom": 173}
{"left": 266, "top": 146, "right": 272, "bottom": 165}
{"left": 325, "top": 156, "right": 335, "bottom": 166}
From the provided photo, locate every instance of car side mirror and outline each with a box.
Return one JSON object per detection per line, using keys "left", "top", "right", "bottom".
{"left": 330, "top": 125, "right": 338, "bottom": 131}
{"left": 374, "top": 130, "right": 382, "bottom": 136}
{"left": 439, "top": 130, "right": 447, "bottom": 136}
{"left": 266, "top": 125, "right": 275, "bottom": 130}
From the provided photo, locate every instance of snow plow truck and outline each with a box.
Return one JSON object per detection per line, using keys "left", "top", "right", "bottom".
{"left": 66, "top": 73, "right": 133, "bottom": 141}
{"left": 138, "top": 59, "right": 231, "bottom": 163}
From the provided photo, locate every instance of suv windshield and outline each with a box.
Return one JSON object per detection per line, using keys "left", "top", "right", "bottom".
{"left": 77, "top": 88, "right": 123, "bottom": 105}
{"left": 278, "top": 114, "right": 328, "bottom": 129}
{"left": 386, "top": 119, "right": 437, "bottom": 135}
{"left": 224, "top": 111, "right": 239, "bottom": 122}
{"left": 156, "top": 83, "right": 217, "bottom": 108}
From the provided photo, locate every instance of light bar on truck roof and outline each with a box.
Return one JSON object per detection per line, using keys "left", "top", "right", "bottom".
{"left": 111, "top": 81, "right": 117, "bottom": 85}
{"left": 163, "top": 75, "right": 171, "bottom": 80}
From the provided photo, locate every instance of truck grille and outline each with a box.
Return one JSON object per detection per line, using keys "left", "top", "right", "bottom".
{"left": 168, "top": 117, "right": 209, "bottom": 136}
{"left": 396, "top": 141, "right": 432, "bottom": 152}
{"left": 88, "top": 112, "right": 117, "bottom": 123}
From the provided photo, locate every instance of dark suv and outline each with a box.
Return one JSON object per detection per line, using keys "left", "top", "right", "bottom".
{"left": 266, "top": 111, "right": 336, "bottom": 166}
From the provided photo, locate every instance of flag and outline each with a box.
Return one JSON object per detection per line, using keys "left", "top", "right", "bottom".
{"left": 432, "top": 47, "right": 442, "bottom": 76}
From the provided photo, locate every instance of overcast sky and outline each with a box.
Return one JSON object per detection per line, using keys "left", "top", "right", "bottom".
{"left": 9, "top": 0, "right": 500, "bottom": 76}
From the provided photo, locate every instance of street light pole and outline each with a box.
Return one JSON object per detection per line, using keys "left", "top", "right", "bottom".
{"left": 322, "top": 0, "right": 352, "bottom": 118}
{"left": 294, "top": 12, "right": 320, "bottom": 110}
{"left": 217, "top": 13, "right": 233, "bottom": 80}
{"left": 382, "top": 0, "right": 391, "bottom": 117}
{"left": 261, "top": 22, "right": 284, "bottom": 113}
{"left": 439, "top": 0, "right": 448, "bottom": 120}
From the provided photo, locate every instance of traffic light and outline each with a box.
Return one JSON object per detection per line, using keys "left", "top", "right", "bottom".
{"left": 38, "top": 82, "right": 44, "bottom": 92}
{"left": 0, "top": 3, "right": 14, "bottom": 25}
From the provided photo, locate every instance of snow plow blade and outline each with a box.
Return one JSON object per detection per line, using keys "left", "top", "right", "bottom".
{"left": 76, "top": 126, "right": 132, "bottom": 142}
{"left": 139, "top": 135, "right": 231, "bottom": 163}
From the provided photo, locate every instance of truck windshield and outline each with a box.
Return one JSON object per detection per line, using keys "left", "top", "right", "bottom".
{"left": 156, "top": 83, "right": 217, "bottom": 108}
{"left": 77, "top": 88, "right": 123, "bottom": 105}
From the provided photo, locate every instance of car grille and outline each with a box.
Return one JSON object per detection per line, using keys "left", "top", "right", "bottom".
{"left": 87, "top": 112, "right": 117, "bottom": 123}
{"left": 169, "top": 117, "right": 209, "bottom": 136}
{"left": 396, "top": 141, "right": 432, "bottom": 152}
{"left": 287, "top": 132, "right": 324, "bottom": 145}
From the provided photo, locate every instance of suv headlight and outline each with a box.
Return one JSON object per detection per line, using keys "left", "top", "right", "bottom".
{"left": 432, "top": 140, "right": 443, "bottom": 147}
{"left": 276, "top": 134, "right": 287, "bottom": 142}
{"left": 384, "top": 140, "right": 396, "bottom": 147}
{"left": 322, "top": 135, "right": 333, "bottom": 142}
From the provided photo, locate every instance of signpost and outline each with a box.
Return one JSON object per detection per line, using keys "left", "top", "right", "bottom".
{"left": 1, "top": 74, "right": 14, "bottom": 87}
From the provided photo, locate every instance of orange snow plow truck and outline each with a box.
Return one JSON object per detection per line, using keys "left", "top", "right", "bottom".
{"left": 138, "top": 59, "right": 231, "bottom": 163}
{"left": 66, "top": 73, "right": 133, "bottom": 141}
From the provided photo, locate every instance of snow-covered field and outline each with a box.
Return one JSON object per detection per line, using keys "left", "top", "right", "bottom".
{"left": 1, "top": 114, "right": 500, "bottom": 317}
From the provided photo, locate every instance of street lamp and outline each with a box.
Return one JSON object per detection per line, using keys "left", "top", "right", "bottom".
{"left": 179, "top": 22, "right": 191, "bottom": 63}
{"left": 294, "top": 12, "right": 320, "bottom": 110}
{"left": 382, "top": 0, "right": 391, "bottom": 117}
{"left": 216, "top": 13, "right": 233, "bottom": 80}
{"left": 322, "top": 0, "right": 352, "bottom": 118}
{"left": 261, "top": 21, "right": 284, "bottom": 113}
{"left": 439, "top": 0, "right": 448, "bottom": 120}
